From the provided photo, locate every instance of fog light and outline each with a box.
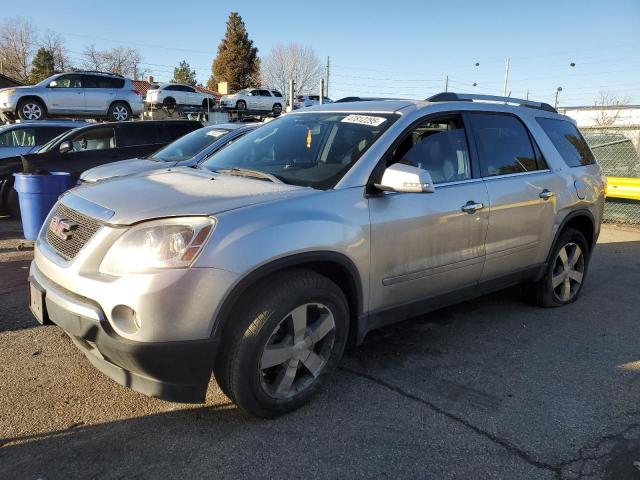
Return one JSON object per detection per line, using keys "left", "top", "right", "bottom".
{"left": 111, "top": 305, "right": 141, "bottom": 334}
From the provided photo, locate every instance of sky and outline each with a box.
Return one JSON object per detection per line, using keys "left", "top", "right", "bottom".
{"left": 3, "top": 0, "right": 640, "bottom": 107}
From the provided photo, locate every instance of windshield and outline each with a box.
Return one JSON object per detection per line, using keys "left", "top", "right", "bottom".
{"left": 37, "top": 129, "right": 75, "bottom": 153}
{"left": 149, "top": 128, "right": 232, "bottom": 162}
{"left": 200, "top": 112, "right": 397, "bottom": 189}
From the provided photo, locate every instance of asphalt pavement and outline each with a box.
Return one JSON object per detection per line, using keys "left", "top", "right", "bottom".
{"left": 1, "top": 218, "right": 639, "bottom": 480}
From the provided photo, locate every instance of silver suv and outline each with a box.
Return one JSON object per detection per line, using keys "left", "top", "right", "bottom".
{"left": 0, "top": 71, "right": 144, "bottom": 122}
{"left": 28, "top": 93, "right": 605, "bottom": 417}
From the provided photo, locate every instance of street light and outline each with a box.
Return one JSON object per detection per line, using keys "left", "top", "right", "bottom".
{"left": 554, "top": 86, "right": 563, "bottom": 109}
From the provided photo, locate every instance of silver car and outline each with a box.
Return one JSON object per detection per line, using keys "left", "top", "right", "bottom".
{"left": 28, "top": 93, "right": 605, "bottom": 417}
{"left": 0, "top": 120, "right": 87, "bottom": 160}
{"left": 0, "top": 71, "right": 144, "bottom": 122}
{"left": 79, "top": 123, "right": 258, "bottom": 184}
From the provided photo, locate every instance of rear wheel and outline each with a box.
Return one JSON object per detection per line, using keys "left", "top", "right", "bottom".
{"left": 236, "top": 100, "right": 247, "bottom": 111}
{"left": 214, "top": 269, "right": 349, "bottom": 417}
{"left": 108, "top": 102, "right": 131, "bottom": 121}
{"left": 530, "top": 228, "right": 590, "bottom": 307}
{"left": 17, "top": 99, "right": 45, "bottom": 120}
{"left": 272, "top": 103, "right": 282, "bottom": 115}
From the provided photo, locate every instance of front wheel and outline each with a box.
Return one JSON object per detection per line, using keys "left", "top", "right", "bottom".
{"left": 236, "top": 100, "right": 247, "bottom": 111}
{"left": 17, "top": 99, "right": 45, "bottom": 120}
{"left": 214, "top": 269, "right": 349, "bottom": 417}
{"left": 272, "top": 103, "right": 282, "bottom": 115}
{"left": 530, "top": 228, "right": 590, "bottom": 307}
{"left": 108, "top": 102, "right": 132, "bottom": 121}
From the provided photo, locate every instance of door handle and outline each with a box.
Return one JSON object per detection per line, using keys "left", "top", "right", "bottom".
{"left": 539, "top": 189, "right": 554, "bottom": 200}
{"left": 461, "top": 201, "right": 484, "bottom": 214}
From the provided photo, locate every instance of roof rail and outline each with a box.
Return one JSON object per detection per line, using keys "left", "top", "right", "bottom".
{"left": 72, "top": 70, "right": 126, "bottom": 78}
{"left": 426, "top": 92, "right": 557, "bottom": 113}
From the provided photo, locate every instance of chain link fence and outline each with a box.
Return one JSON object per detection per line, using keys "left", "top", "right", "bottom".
{"left": 581, "top": 125, "right": 640, "bottom": 226}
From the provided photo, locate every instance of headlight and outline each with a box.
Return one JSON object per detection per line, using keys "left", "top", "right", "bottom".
{"left": 99, "top": 217, "right": 215, "bottom": 276}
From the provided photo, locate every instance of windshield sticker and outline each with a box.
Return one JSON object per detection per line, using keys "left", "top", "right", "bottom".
{"left": 341, "top": 115, "right": 386, "bottom": 127}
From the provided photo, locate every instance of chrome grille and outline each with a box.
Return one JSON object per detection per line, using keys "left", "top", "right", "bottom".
{"left": 45, "top": 203, "right": 102, "bottom": 260}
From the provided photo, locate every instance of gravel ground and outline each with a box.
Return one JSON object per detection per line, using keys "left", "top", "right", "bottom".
{"left": 1, "top": 218, "right": 639, "bottom": 479}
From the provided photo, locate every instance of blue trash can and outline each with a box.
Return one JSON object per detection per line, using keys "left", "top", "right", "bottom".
{"left": 13, "top": 172, "right": 72, "bottom": 240}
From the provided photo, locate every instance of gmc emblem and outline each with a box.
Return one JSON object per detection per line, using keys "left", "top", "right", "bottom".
{"left": 50, "top": 215, "right": 78, "bottom": 241}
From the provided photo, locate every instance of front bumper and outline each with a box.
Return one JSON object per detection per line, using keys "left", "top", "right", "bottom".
{"left": 29, "top": 263, "right": 219, "bottom": 402}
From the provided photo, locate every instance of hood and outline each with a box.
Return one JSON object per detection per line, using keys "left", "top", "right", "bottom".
{"left": 68, "top": 167, "right": 313, "bottom": 225}
{"left": 80, "top": 158, "right": 176, "bottom": 183}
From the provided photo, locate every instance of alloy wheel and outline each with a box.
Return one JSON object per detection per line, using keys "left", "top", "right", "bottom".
{"left": 22, "top": 103, "right": 42, "bottom": 120}
{"left": 552, "top": 242, "right": 585, "bottom": 302}
{"left": 259, "top": 303, "right": 336, "bottom": 399}
{"left": 112, "top": 105, "right": 129, "bottom": 121}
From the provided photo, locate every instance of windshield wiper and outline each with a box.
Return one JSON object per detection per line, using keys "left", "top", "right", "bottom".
{"left": 213, "top": 168, "right": 283, "bottom": 184}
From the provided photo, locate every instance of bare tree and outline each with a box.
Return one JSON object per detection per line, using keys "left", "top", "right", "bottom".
{"left": 41, "top": 29, "right": 70, "bottom": 72}
{"left": 260, "top": 43, "right": 323, "bottom": 95}
{"left": 81, "top": 45, "right": 145, "bottom": 79}
{"left": 0, "top": 17, "right": 38, "bottom": 82}
{"left": 593, "top": 91, "right": 632, "bottom": 127}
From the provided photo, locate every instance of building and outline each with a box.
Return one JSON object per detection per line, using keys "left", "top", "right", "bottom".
{"left": 558, "top": 104, "right": 640, "bottom": 127}
{"left": 0, "top": 73, "right": 23, "bottom": 89}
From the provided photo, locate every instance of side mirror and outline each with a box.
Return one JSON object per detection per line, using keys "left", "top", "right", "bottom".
{"left": 375, "top": 163, "right": 435, "bottom": 193}
{"left": 48, "top": 80, "right": 58, "bottom": 88}
{"left": 59, "top": 141, "right": 72, "bottom": 154}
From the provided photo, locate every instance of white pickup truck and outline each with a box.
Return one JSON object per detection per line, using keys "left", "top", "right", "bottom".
{"left": 146, "top": 83, "right": 217, "bottom": 109}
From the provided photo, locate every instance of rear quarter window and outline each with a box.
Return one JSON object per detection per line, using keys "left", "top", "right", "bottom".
{"left": 118, "top": 124, "right": 162, "bottom": 147}
{"left": 164, "top": 122, "right": 201, "bottom": 140}
{"left": 536, "top": 118, "right": 595, "bottom": 167}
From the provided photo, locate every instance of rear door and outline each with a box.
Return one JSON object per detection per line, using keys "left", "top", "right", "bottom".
{"left": 115, "top": 123, "right": 164, "bottom": 158}
{"left": 83, "top": 75, "right": 115, "bottom": 113}
{"left": 467, "top": 112, "right": 564, "bottom": 280}
{"left": 45, "top": 74, "right": 86, "bottom": 113}
{"left": 368, "top": 113, "right": 489, "bottom": 313}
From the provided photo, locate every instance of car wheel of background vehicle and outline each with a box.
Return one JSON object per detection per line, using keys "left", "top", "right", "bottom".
{"left": 108, "top": 102, "right": 131, "bottom": 121}
{"left": 214, "top": 269, "right": 349, "bottom": 418}
{"left": 529, "top": 228, "right": 590, "bottom": 307}
{"left": 6, "top": 187, "right": 20, "bottom": 219}
{"left": 17, "top": 99, "right": 45, "bottom": 120}
{"left": 272, "top": 103, "right": 282, "bottom": 115}
{"left": 163, "top": 97, "right": 176, "bottom": 112}
{"left": 202, "top": 98, "right": 216, "bottom": 110}
{"left": 236, "top": 100, "right": 247, "bottom": 111}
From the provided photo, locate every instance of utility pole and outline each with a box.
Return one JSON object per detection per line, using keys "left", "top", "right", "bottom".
{"left": 320, "top": 78, "right": 325, "bottom": 104}
{"left": 444, "top": 75, "right": 449, "bottom": 92}
{"left": 554, "top": 86, "right": 563, "bottom": 109}
{"left": 325, "top": 56, "right": 330, "bottom": 98}
{"left": 288, "top": 79, "right": 295, "bottom": 112}
{"left": 526, "top": 89, "right": 529, "bottom": 100}
{"left": 503, "top": 58, "right": 510, "bottom": 96}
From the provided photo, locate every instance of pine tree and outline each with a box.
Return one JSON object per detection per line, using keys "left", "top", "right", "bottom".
{"left": 171, "top": 60, "right": 197, "bottom": 85}
{"left": 208, "top": 12, "right": 259, "bottom": 92}
{"left": 30, "top": 47, "right": 56, "bottom": 84}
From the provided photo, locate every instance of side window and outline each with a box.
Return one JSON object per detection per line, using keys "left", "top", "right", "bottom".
{"left": 185, "top": 86, "right": 196, "bottom": 93}
{"left": 249, "top": 90, "right": 260, "bottom": 96}
{"left": 388, "top": 115, "right": 472, "bottom": 184}
{"left": 52, "top": 74, "right": 83, "bottom": 88}
{"left": 0, "top": 128, "right": 36, "bottom": 147}
{"left": 164, "top": 123, "right": 199, "bottom": 140}
{"left": 118, "top": 124, "right": 161, "bottom": 147}
{"left": 272, "top": 91, "right": 283, "bottom": 98}
{"left": 165, "top": 85, "right": 178, "bottom": 91}
{"left": 259, "top": 90, "right": 272, "bottom": 97}
{"left": 71, "top": 128, "right": 116, "bottom": 152}
{"left": 537, "top": 118, "right": 595, "bottom": 167}
{"left": 469, "top": 113, "right": 539, "bottom": 177}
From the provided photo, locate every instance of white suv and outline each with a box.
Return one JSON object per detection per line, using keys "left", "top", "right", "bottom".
{"left": 219, "top": 89, "right": 285, "bottom": 114}
{"left": 146, "top": 84, "right": 217, "bottom": 109}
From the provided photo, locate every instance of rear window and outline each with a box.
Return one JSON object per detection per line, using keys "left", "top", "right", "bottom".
{"left": 118, "top": 123, "right": 161, "bottom": 147}
{"left": 537, "top": 118, "right": 595, "bottom": 167}
{"left": 165, "top": 122, "right": 201, "bottom": 140}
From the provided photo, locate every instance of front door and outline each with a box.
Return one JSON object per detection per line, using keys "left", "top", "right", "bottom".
{"left": 45, "top": 74, "right": 86, "bottom": 114}
{"left": 466, "top": 112, "right": 564, "bottom": 280}
{"left": 369, "top": 114, "right": 489, "bottom": 313}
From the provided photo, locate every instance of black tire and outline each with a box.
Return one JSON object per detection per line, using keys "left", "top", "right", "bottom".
{"left": 236, "top": 100, "right": 247, "bottom": 111}
{"left": 214, "top": 269, "right": 349, "bottom": 418}
{"left": 17, "top": 98, "right": 46, "bottom": 120}
{"left": 163, "top": 97, "right": 177, "bottom": 111}
{"left": 6, "top": 187, "right": 20, "bottom": 219}
{"left": 272, "top": 103, "right": 282, "bottom": 115}
{"left": 530, "top": 228, "right": 590, "bottom": 307}
{"left": 107, "top": 102, "right": 132, "bottom": 121}
{"left": 202, "top": 98, "right": 216, "bottom": 110}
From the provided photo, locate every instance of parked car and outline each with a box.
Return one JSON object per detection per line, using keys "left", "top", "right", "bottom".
{"left": 79, "top": 123, "right": 258, "bottom": 183}
{"left": 219, "top": 88, "right": 285, "bottom": 114}
{"left": 294, "top": 95, "right": 332, "bottom": 109}
{"left": 28, "top": 93, "right": 604, "bottom": 417}
{"left": 0, "top": 71, "right": 144, "bottom": 122}
{"left": 334, "top": 96, "right": 397, "bottom": 103}
{"left": 0, "top": 120, "right": 88, "bottom": 160}
{"left": 145, "top": 83, "right": 217, "bottom": 110}
{"left": 0, "top": 120, "right": 201, "bottom": 217}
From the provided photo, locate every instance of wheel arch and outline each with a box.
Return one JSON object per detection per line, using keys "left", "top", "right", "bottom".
{"left": 16, "top": 95, "right": 47, "bottom": 114}
{"left": 546, "top": 209, "right": 596, "bottom": 263}
{"left": 211, "top": 251, "right": 364, "bottom": 346}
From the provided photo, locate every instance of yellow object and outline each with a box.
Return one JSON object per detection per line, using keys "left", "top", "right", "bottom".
{"left": 306, "top": 129, "right": 312, "bottom": 149}
{"left": 606, "top": 177, "right": 640, "bottom": 201}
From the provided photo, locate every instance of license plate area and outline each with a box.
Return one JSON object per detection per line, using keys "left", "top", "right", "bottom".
{"left": 29, "top": 280, "right": 47, "bottom": 325}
